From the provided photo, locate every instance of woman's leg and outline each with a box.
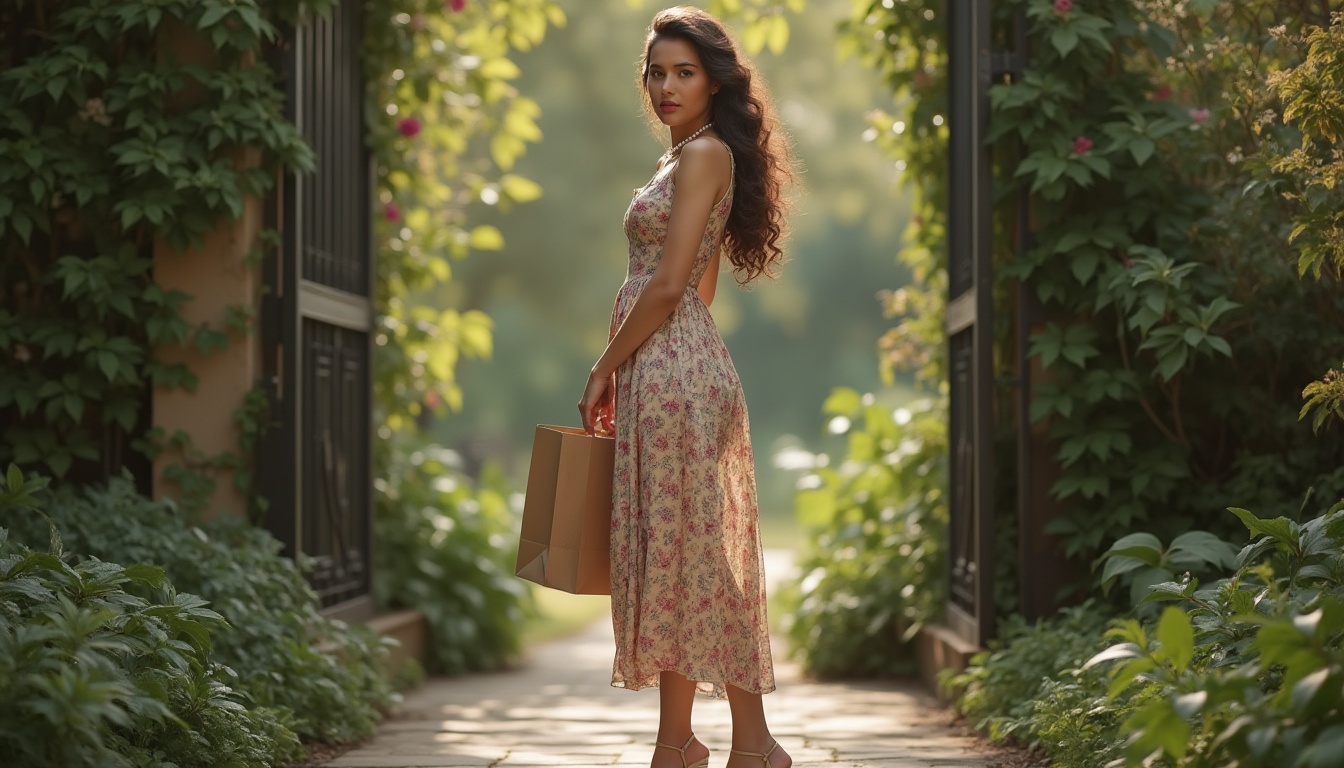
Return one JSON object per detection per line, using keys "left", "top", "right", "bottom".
{"left": 724, "top": 684, "right": 791, "bottom": 767}
{"left": 652, "top": 671, "right": 710, "bottom": 767}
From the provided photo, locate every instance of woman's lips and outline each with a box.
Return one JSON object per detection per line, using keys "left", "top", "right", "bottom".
{"left": 660, "top": 102, "right": 679, "bottom": 113}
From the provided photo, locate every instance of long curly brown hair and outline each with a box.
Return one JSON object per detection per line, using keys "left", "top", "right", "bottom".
{"left": 639, "top": 6, "right": 794, "bottom": 284}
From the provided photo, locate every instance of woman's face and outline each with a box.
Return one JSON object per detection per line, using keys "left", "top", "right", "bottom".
{"left": 644, "top": 37, "right": 717, "bottom": 130}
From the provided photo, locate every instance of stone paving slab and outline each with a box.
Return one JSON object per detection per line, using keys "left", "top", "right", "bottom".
{"left": 323, "top": 553, "right": 1008, "bottom": 768}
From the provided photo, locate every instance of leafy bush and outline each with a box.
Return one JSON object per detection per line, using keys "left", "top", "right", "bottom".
{"left": 373, "top": 432, "right": 530, "bottom": 674}
{"left": 0, "top": 467, "right": 301, "bottom": 768}
{"left": 1085, "top": 500, "right": 1344, "bottom": 767}
{"left": 955, "top": 498, "right": 1344, "bottom": 768}
{"left": 1096, "top": 529, "right": 1239, "bottom": 611}
{"left": 949, "top": 602, "right": 1111, "bottom": 740}
{"left": 0, "top": 470, "right": 396, "bottom": 747}
{"left": 779, "top": 391, "right": 946, "bottom": 677}
{"left": 946, "top": 600, "right": 1132, "bottom": 767}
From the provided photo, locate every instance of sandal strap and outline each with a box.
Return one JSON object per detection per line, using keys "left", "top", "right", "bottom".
{"left": 654, "top": 734, "right": 698, "bottom": 767}
{"left": 730, "top": 740, "right": 778, "bottom": 765}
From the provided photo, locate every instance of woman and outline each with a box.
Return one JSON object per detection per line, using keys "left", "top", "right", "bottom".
{"left": 578, "top": 7, "right": 794, "bottom": 768}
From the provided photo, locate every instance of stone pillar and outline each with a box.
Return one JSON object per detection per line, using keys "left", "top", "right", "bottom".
{"left": 151, "top": 184, "right": 264, "bottom": 518}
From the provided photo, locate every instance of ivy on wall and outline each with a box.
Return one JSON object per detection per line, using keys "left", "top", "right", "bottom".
{"left": 0, "top": 0, "right": 332, "bottom": 510}
{"left": 993, "top": 0, "right": 1344, "bottom": 562}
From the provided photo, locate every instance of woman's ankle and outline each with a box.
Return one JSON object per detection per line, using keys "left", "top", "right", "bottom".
{"left": 729, "top": 732, "right": 776, "bottom": 753}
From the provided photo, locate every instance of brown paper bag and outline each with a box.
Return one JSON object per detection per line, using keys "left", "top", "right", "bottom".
{"left": 515, "top": 425, "right": 614, "bottom": 595}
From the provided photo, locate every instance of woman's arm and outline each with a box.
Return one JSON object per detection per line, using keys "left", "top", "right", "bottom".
{"left": 579, "top": 139, "right": 730, "bottom": 431}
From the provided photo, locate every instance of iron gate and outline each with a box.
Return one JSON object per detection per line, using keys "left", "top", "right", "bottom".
{"left": 945, "top": 0, "right": 996, "bottom": 647}
{"left": 261, "top": 2, "right": 374, "bottom": 619}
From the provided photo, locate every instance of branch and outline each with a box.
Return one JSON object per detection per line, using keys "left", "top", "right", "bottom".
{"left": 1116, "top": 320, "right": 1185, "bottom": 446}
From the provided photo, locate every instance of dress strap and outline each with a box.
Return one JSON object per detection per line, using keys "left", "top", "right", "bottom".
{"left": 715, "top": 137, "right": 735, "bottom": 185}
{"left": 712, "top": 137, "right": 735, "bottom": 208}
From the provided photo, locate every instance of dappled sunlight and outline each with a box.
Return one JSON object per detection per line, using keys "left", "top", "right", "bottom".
{"left": 327, "top": 553, "right": 1009, "bottom": 767}
{"left": 328, "top": 614, "right": 1000, "bottom": 767}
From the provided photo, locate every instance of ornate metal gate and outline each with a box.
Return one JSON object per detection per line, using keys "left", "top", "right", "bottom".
{"left": 261, "top": 2, "right": 374, "bottom": 619}
{"left": 945, "top": 0, "right": 996, "bottom": 647}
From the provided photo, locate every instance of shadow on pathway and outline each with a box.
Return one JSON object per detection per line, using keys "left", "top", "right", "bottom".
{"left": 324, "top": 552, "right": 1009, "bottom": 768}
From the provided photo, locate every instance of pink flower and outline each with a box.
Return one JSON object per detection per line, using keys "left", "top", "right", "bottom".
{"left": 1053, "top": 0, "right": 1073, "bottom": 14}
{"left": 1151, "top": 84, "right": 1173, "bottom": 101}
{"left": 397, "top": 116, "right": 421, "bottom": 137}
{"left": 447, "top": 0, "right": 466, "bottom": 10}
{"left": 384, "top": 202, "right": 400, "bottom": 221}
{"left": 1189, "top": 107, "right": 1211, "bottom": 124}
{"left": 1072, "top": 135, "right": 1093, "bottom": 154}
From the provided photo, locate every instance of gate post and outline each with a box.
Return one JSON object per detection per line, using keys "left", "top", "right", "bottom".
{"left": 260, "top": 3, "right": 375, "bottom": 620}
{"left": 944, "top": 0, "right": 996, "bottom": 648}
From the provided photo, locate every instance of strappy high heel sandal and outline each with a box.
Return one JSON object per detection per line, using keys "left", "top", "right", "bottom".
{"left": 654, "top": 733, "right": 709, "bottom": 768}
{"left": 730, "top": 740, "right": 780, "bottom": 767}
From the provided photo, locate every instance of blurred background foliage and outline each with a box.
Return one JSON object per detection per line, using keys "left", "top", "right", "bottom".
{"left": 428, "top": 0, "right": 917, "bottom": 527}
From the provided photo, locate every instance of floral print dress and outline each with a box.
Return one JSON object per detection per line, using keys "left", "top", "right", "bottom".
{"left": 608, "top": 142, "right": 775, "bottom": 698}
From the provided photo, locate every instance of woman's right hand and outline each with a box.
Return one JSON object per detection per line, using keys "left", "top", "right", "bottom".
{"left": 578, "top": 370, "right": 615, "bottom": 436}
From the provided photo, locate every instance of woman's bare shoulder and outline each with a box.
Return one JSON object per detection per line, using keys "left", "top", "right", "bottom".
{"left": 672, "top": 137, "right": 731, "bottom": 186}
{"left": 677, "top": 135, "right": 730, "bottom": 165}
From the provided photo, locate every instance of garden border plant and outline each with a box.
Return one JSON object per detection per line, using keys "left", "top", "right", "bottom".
{"left": 0, "top": 465, "right": 320, "bottom": 768}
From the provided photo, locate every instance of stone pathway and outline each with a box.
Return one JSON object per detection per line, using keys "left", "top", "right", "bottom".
{"left": 324, "top": 553, "right": 1007, "bottom": 768}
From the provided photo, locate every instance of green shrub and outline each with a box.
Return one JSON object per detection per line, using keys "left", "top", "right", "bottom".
{"left": 953, "top": 499, "right": 1344, "bottom": 768}
{"left": 779, "top": 391, "right": 946, "bottom": 677}
{"left": 0, "top": 471, "right": 396, "bottom": 746}
{"left": 947, "top": 600, "right": 1126, "bottom": 767}
{"left": 373, "top": 432, "right": 531, "bottom": 675}
{"left": 1086, "top": 500, "right": 1344, "bottom": 767}
{"left": 1095, "top": 529, "right": 1239, "bottom": 612}
{"left": 0, "top": 466, "right": 301, "bottom": 767}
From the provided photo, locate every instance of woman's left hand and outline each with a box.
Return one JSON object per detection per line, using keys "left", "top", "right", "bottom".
{"left": 578, "top": 369, "right": 615, "bottom": 436}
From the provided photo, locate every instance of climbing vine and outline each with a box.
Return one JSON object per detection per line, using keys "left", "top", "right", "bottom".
{"left": 0, "top": 0, "right": 330, "bottom": 512}
{"left": 993, "top": 0, "right": 1344, "bottom": 560}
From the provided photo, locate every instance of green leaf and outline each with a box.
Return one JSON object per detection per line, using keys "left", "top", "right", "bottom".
{"left": 765, "top": 14, "right": 790, "bottom": 54}
{"left": 822, "top": 387, "right": 863, "bottom": 417}
{"left": 468, "top": 225, "right": 504, "bottom": 251}
{"left": 1100, "top": 555, "right": 1148, "bottom": 591}
{"left": 1104, "top": 532, "right": 1163, "bottom": 560}
{"left": 1129, "top": 137, "right": 1155, "bottom": 165}
{"left": 1229, "top": 507, "right": 1301, "bottom": 549}
{"left": 1106, "top": 655, "right": 1155, "bottom": 699}
{"left": 1156, "top": 606, "right": 1194, "bottom": 672}
{"left": 1051, "top": 26, "right": 1080, "bottom": 57}
{"left": 1168, "top": 531, "right": 1238, "bottom": 570}
{"left": 120, "top": 563, "right": 168, "bottom": 589}
{"left": 1291, "top": 667, "right": 1331, "bottom": 713}
{"left": 1172, "top": 690, "right": 1206, "bottom": 717}
{"left": 499, "top": 174, "right": 542, "bottom": 203}
{"left": 1083, "top": 641, "right": 1144, "bottom": 669}
{"left": 1301, "top": 725, "right": 1344, "bottom": 768}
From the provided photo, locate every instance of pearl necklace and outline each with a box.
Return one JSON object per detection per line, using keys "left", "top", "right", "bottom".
{"left": 664, "top": 122, "right": 714, "bottom": 158}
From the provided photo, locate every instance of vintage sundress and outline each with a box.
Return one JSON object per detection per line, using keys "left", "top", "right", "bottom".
{"left": 608, "top": 141, "right": 775, "bottom": 698}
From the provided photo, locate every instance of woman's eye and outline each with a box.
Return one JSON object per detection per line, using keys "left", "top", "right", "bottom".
{"left": 680, "top": 70, "right": 692, "bottom": 77}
